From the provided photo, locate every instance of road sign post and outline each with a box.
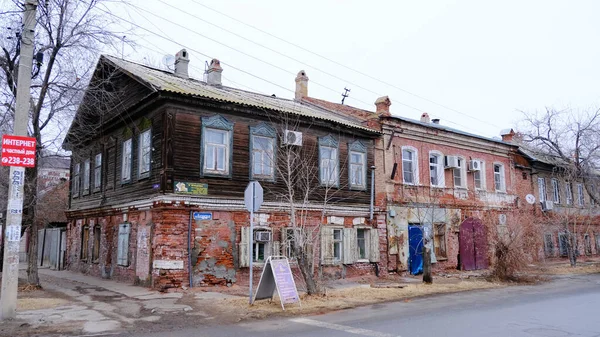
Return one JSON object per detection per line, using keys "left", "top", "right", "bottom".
{"left": 244, "top": 181, "right": 263, "bottom": 304}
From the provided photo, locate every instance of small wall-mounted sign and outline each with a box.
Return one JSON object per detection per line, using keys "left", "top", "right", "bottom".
{"left": 153, "top": 260, "right": 184, "bottom": 270}
{"left": 174, "top": 181, "right": 208, "bottom": 195}
{"left": 192, "top": 211, "right": 212, "bottom": 221}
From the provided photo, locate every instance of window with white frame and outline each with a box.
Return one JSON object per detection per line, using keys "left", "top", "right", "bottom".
{"left": 253, "top": 229, "right": 272, "bottom": 262}
{"left": 349, "top": 140, "right": 367, "bottom": 190}
{"left": 429, "top": 152, "right": 444, "bottom": 187}
{"left": 72, "top": 163, "right": 80, "bottom": 197}
{"left": 319, "top": 135, "right": 339, "bottom": 186}
{"left": 357, "top": 228, "right": 368, "bottom": 260}
{"left": 121, "top": 138, "right": 132, "bottom": 183}
{"left": 538, "top": 177, "right": 547, "bottom": 202}
{"left": 566, "top": 182, "right": 573, "bottom": 205}
{"left": 333, "top": 229, "right": 342, "bottom": 262}
{"left": 82, "top": 158, "right": 90, "bottom": 194}
{"left": 284, "top": 228, "right": 297, "bottom": 259}
{"left": 250, "top": 123, "right": 276, "bottom": 180}
{"left": 577, "top": 183, "right": 585, "bottom": 206}
{"left": 453, "top": 157, "right": 466, "bottom": 188}
{"left": 93, "top": 153, "right": 102, "bottom": 191}
{"left": 493, "top": 163, "right": 506, "bottom": 192}
{"left": 202, "top": 115, "right": 233, "bottom": 177}
{"left": 473, "top": 161, "right": 485, "bottom": 190}
{"left": 402, "top": 147, "right": 418, "bottom": 185}
{"left": 551, "top": 179, "right": 560, "bottom": 203}
{"left": 138, "top": 128, "right": 151, "bottom": 179}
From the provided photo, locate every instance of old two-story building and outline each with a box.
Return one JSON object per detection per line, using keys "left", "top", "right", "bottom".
{"left": 303, "top": 91, "right": 522, "bottom": 274}
{"left": 513, "top": 143, "right": 600, "bottom": 259}
{"left": 63, "top": 51, "right": 384, "bottom": 290}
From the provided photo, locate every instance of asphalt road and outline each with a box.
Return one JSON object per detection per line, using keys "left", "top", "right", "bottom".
{"left": 124, "top": 273, "right": 600, "bottom": 337}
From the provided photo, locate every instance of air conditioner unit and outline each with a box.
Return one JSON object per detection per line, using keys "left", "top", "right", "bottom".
{"left": 254, "top": 231, "right": 272, "bottom": 242}
{"left": 283, "top": 130, "right": 303, "bottom": 146}
{"left": 468, "top": 160, "right": 482, "bottom": 171}
{"left": 541, "top": 200, "right": 554, "bottom": 211}
{"left": 444, "top": 155, "right": 460, "bottom": 169}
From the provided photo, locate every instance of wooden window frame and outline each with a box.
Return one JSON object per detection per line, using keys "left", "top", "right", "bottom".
{"left": 81, "top": 225, "right": 90, "bottom": 261}
{"left": 319, "top": 135, "right": 340, "bottom": 187}
{"left": 401, "top": 146, "right": 418, "bottom": 185}
{"left": 493, "top": 163, "right": 506, "bottom": 192}
{"left": 92, "top": 225, "right": 101, "bottom": 263}
{"left": 121, "top": 138, "right": 133, "bottom": 183}
{"left": 138, "top": 128, "right": 152, "bottom": 179}
{"left": 201, "top": 115, "right": 234, "bottom": 178}
{"left": 82, "top": 158, "right": 91, "bottom": 195}
{"left": 72, "top": 162, "right": 80, "bottom": 198}
{"left": 93, "top": 153, "right": 102, "bottom": 192}
{"left": 249, "top": 123, "right": 276, "bottom": 181}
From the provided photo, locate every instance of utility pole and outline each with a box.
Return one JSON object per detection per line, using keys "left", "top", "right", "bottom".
{"left": 1, "top": 0, "right": 39, "bottom": 321}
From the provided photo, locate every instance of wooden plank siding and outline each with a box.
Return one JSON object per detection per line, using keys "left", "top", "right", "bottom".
{"left": 70, "top": 98, "right": 376, "bottom": 211}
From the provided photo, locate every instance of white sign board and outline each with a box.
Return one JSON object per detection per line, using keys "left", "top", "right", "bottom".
{"left": 153, "top": 260, "right": 184, "bottom": 270}
{"left": 253, "top": 256, "right": 300, "bottom": 310}
{"left": 244, "top": 181, "right": 264, "bottom": 212}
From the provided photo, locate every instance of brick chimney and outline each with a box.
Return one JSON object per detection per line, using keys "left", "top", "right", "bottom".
{"left": 174, "top": 49, "right": 189, "bottom": 78}
{"left": 420, "top": 113, "right": 430, "bottom": 123}
{"left": 500, "top": 128, "right": 516, "bottom": 142}
{"left": 295, "top": 70, "right": 309, "bottom": 100}
{"left": 374, "top": 96, "right": 391, "bottom": 116}
{"left": 206, "top": 59, "right": 223, "bottom": 86}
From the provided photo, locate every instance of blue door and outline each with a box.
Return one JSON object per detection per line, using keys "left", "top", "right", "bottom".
{"left": 408, "top": 225, "right": 423, "bottom": 275}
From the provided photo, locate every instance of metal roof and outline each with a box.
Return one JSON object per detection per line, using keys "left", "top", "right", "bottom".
{"left": 103, "top": 56, "right": 379, "bottom": 135}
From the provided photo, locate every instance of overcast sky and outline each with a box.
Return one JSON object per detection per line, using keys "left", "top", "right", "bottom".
{"left": 112, "top": 0, "right": 600, "bottom": 138}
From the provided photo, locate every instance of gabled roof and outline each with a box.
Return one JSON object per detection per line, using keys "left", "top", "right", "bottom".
{"left": 100, "top": 56, "right": 379, "bottom": 135}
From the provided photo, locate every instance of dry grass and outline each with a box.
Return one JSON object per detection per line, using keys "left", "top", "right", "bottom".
{"left": 17, "top": 298, "right": 68, "bottom": 311}
{"left": 533, "top": 263, "right": 600, "bottom": 275}
{"left": 210, "top": 280, "right": 501, "bottom": 320}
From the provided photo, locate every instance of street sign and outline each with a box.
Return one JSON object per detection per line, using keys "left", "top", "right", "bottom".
{"left": 192, "top": 212, "right": 212, "bottom": 221}
{"left": 244, "top": 181, "right": 263, "bottom": 212}
{"left": 1, "top": 135, "right": 36, "bottom": 167}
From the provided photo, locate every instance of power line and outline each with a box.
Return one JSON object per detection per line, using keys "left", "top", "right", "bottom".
{"left": 189, "top": 0, "right": 504, "bottom": 131}
{"left": 121, "top": 1, "right": 377, "bottom": 109}
{"left": 101, "top": 2, "right": 486, "bottom": 134}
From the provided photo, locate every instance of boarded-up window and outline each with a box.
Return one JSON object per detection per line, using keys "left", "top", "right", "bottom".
{"left": 558, "top": 233, "right": 568, "bottom": 257}
{"left": 544, "top": 233, "right": 554, "bottom": 257}
{"left": 92, "top": 225, "right": 101, "bottom": 263}
{"left": 584, "top": 234, "right": 592, "bottom": 256}
{"left": 81, "top": 225, "right": 90, "bottom": 260}
{"left": 117, "top": 223, "right": 130, "bottom": 266}
{"left": 434, "top": 224, "right": 447, "bottom": 259}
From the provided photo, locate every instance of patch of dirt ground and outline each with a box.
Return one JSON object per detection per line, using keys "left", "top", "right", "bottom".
{"left": 204, "top": 279, "right": 501, "bottom": 321}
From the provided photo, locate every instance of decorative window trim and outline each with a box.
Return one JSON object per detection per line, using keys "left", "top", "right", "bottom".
{"left": 401, "top": 146, "right": 419, "bottom": 185}
{"left": 429, "top": 151, "right": 445, "bottom": 188}
{"left": 249, "top": 123, "right": 277, "bottom": 181}
{"left": 319, "top": 135, "right": 340, "bottom": 187}
{"left": 538, "top": 177, "right": 547, "bottom": 202}
{"left": 348, "top": 140, "right": 367, "bottom": 191}
{"left": 121, "top": 138, "right": 133, "bottom": 184}
{"left": 201, "top": 115, "right": 234, "bottom": 178}
{"left": 138, "top": 128, "right": 152, "bottom": 180}
{"left": 493, "top": 162, "right": 506, "bottom": 192}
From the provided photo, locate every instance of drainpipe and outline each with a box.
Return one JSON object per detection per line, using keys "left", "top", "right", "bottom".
{"left": 370, "top": 166, "right": 376, "bottom": 221}
{"left": 188, "top": 211, "right": 193, "bottom": 288}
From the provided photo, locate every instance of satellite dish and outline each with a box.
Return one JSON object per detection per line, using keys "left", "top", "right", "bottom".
{"left": 525, "top": 194, "right": 536, "bottom": 205}
{"left": 162, "top": 54, "right": 175, "bottom": 71}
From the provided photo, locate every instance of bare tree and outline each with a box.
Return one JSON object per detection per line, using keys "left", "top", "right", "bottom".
{"left": 0, "top": 0, "right": 131, "bottom": 285}
{"left": 519, "top": 108, "right": 600, "bottom": 267}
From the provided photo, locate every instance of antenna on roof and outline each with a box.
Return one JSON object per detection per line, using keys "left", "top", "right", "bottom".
{"left": 341, "top": 87, "right": 351, "bottom": 105}
{"left": 161, "top": 54, "right": 175, "bottom": 71}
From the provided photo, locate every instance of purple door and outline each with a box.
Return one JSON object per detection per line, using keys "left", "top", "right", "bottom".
{"left": 459, "top": 218, "right": 488, "bottom": 271}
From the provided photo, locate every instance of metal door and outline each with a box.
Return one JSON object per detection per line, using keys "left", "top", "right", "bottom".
{"left": 459, "top": 218, "right": 488, "bottom": 271}
{"left": 408, "top": 225, "right": 423, "bottom": 275}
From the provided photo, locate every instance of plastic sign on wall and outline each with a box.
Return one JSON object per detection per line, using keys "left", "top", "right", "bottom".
{"left": 1, "top": 135, "right": 36, "bottom": 167}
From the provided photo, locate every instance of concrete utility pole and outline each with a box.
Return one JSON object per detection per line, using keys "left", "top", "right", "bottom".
{"left": 0, "top": 0, "right": 39, "bottom": 321}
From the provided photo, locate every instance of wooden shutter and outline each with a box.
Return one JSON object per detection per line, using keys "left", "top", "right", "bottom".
{"left": 343, "top": 228, "right": 357, "bottom": 264}
{"left": 369, "top": 228, "right": 380, "bottom": 262}
{"left": 117, "top": 224, "right": 130, "bottom": 266}
{"left": 320, "top": 226, "right": 334, "bottom": 265}
{"left": 239, "top": 227, "right": 250, "bottom": 267}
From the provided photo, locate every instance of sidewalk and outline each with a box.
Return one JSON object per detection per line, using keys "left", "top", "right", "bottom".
{"left": 0, "top": 267, "right": 239, "bottom": 337}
